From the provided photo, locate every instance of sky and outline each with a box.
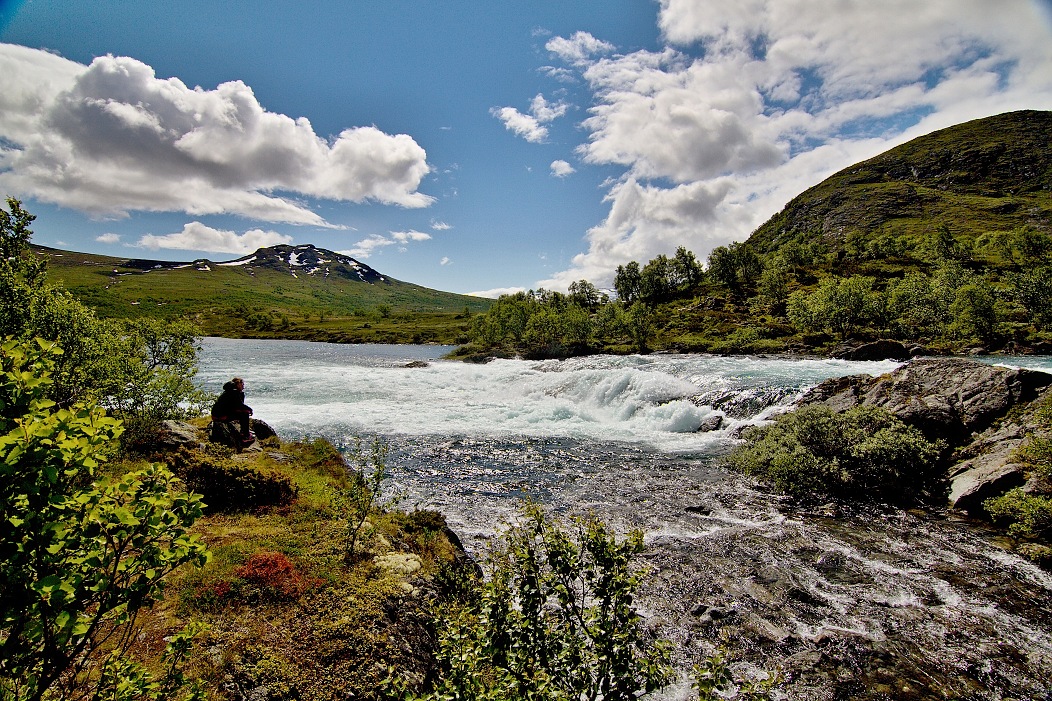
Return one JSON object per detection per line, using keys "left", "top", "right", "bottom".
{"left": 2, "top": 1, "right": 1052, "bottom": 297}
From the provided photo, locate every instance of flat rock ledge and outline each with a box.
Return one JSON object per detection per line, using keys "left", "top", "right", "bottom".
{"left": 800, "top": 358, "right": 1052, "bottom": 513}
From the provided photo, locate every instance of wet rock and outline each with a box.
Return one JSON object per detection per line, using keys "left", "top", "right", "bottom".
{"left": 832, "top": 340, "right": 910, "bottom": 361}
{"left": 948, "top": 462, "right": 1027, "bottom": 514}
{"left": 404, "top": 360, "right": 430, "bottom": 368}
{"left": 696, "top": 415, "right": 724, "bottom": 432}
{"left": 744, "top": 612, "right": 792, "bottom": 642}
{"left": 690, "top": 603, "right": 738, "bottom": 624}
{"left": 685, "top": 504, "right": 712, "bottom": 516}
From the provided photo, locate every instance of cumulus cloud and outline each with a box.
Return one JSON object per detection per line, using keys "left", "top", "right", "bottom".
{"left": 340, "top": 235, "right": 393, "bottom": 259}
{"left": 95, "top": 233, "right": 121, "bottom": 244}
{"left": 137, "top": 222, "right": 292, "bottom": 253}
{"left": 440, "top": 256, "right": 451, "bottom": 266}
{"left": 545, "top": 31, "right": 616, "bottom": 64}
{"left": 536, "top": 0, "right": 1052, "bottom": 289}
{"left": 431, "top": 219, "right": 452, "bottom": 230}
{"left": 550, "top": 160, "right": 576, "bottom": 177}
{"left": 0, "top": 44, "right": 433, "bottom": 226}
{"left": 491, "top": 93, "right": 570, "bottom": 143}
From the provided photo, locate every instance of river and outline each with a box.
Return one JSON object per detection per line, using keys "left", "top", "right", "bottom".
{"left": 198, "top": 338, "right": 1052, "bottom": 700}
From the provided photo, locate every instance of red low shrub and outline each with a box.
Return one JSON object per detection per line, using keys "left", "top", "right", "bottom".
{"left": 234, "top": 551, "right": 310, "bottom": 600}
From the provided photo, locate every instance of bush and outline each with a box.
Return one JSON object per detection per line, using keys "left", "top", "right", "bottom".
{"left": 165, "top": 449, "right": 296, "bottom": 513}
{"left": 234, "top": 551, "right": 312, "bottom": 601}
{"left": 985, "top": 489, "right": 1052, "bottom": 540}
{"left": 728, "top": 404, "right": 944, "bottom": 502}
{"left": 0, "top": 337, "right": 209, "bottom": 701}
{"left": 385, "top": 504, "right": 675, "bottom": 701}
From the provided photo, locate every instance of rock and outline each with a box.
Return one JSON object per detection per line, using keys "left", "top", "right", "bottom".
{"left": 690, "top": 603, "right": 738, "bottom": 624}
{"left": 800, "top": 358, "right": 1052, "bottom": 443}
{"left": 158, "top": 420, "right": 204, "bottom": 448}
{"left": 404, "top": 360, "right": 430, "bottom": 368}
{"left": 250, "top": 418, "right": 278, "bottom": 440}
{"left": 374, "top": 552, "right": 423, "bottom": 577}
{"left": 948, "top": 462, "right": 1027, "bottom": 514}
{"left": 832, "top": 340, "right": 910, "bottom": 361}
{"left": 696, "top": 415, "right": 724, "bottom": 432}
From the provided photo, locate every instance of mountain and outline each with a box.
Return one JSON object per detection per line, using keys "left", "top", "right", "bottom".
{"left": 749, "top": 110, "right": 1052, "bottom": 255}
{"left": 36, "top": 243, "right": 490, "bottom": 342}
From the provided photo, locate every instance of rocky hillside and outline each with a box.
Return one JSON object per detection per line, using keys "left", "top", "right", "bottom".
{"left": 749, "top": 110, "right": 1052, "bottom": 254}
{"left": 210, "top": 243, "right": 389, "bottom": 284}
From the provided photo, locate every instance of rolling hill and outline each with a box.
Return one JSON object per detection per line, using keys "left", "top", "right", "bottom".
{"left": 36, "top": 243, "right": 491, "bottom": 343}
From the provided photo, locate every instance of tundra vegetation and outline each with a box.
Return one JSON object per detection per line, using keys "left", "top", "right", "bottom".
{"left": 2, "top": 197, "right": 773, "bottom": 700}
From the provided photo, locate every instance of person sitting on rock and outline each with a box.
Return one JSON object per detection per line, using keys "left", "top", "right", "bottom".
{"left": 211, "top": 377, "right": 254, "bottom": 446}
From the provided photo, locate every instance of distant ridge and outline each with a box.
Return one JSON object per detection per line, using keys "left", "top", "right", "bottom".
{"left": 35, "top": 242, "right": 491, "bottom": 335}
{"left": 749, "top": 109, "right": 1052, "bottom": 253}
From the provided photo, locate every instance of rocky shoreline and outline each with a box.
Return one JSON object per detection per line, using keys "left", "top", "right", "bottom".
{"left": 798, "top": 357, "right": 1052, "bottom": 514}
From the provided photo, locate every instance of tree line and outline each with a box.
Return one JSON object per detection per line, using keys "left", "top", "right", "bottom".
{"left": 465, "top": 223, "right": 1052, "bottom": 357}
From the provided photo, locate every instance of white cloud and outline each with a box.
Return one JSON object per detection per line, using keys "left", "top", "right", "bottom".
{"left": 340, "top": 235, "right": 394, "bottom": 259}
{"left": 491, "top": 106, "right": 548, "bottom": 143}
{"left": 440, "top": 256, "right": 451, "bottom": 266}
{"left": 468, "top": 286, "right": 527, "bottom": 299}
{"left": 545, "top": 31, "right": 616, "bottom": 64}
{"left": 95, "top": 232, "right": 121, "bottom": 244}
{"left": 550, "top": 160, "right": 576, "bottom": 177}
{"left": 342, "top": 229, "right": 431, "bottom": 258}
{"left": 537, "top": 0, "right": 1052, "bottom": 290}
{"left": 530, "top": 94, "right": 569, "bottom": 122}
{"left": 431, "top": 219, "right": 452, "bottom": 230}
{"left": 0, "top": 44, "right": 433, "bottom": 226}
{"left": 390, "top": 230, "right": 432, "bottom": 243}
{"left": 137, "top": 222, "right": 293, "bottom": 253}
{"left": 491, "top": 93, "right": 571, "bottom": 143}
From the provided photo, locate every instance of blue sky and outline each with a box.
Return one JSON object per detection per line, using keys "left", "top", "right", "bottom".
{"left": 2, "top": 1, "right": 1052, "bottom": 296}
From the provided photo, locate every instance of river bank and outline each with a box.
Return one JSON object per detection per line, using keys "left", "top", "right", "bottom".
{"left": 194, "top": 339, "right": 1052, "bottom": 699}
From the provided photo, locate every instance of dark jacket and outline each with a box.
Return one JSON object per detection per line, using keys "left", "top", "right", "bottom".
{"left": 211, "top": 381, "right": 252, "bottom": 420}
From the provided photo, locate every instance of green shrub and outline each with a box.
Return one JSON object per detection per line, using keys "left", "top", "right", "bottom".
{"left": 165, "top": 448, "right": 296, "bottom": 513}
{"left": 0, "top": 337, "right": 209, "bottom": 701}
{"left": 385, "top": 504, "right": 674, "bottom": 701}
{"left": 728, "top": 404, "right": 944, "bottom": 502}
{"left": 985, "top": 489, "right": 1052, "bottom": 540}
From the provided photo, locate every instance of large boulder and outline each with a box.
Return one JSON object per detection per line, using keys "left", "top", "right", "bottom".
{"left": 800, "top": 358, "right": 1052, "bottom": 444}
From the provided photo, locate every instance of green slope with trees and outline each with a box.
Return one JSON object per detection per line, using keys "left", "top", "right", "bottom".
{"left": 459, "top": 110, "right": 1052, "bottom": 359}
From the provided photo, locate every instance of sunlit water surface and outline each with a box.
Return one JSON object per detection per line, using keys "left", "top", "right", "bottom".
{"left": 199, "top": 338, "right": 1052, "bottom": 700}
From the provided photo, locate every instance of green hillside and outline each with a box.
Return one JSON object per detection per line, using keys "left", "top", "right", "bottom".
{"left": 36, "top": 244, "right": 491, "bottom": 344}
{"left": 750, "top": 110, "right": 1052, "bottom": 255}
